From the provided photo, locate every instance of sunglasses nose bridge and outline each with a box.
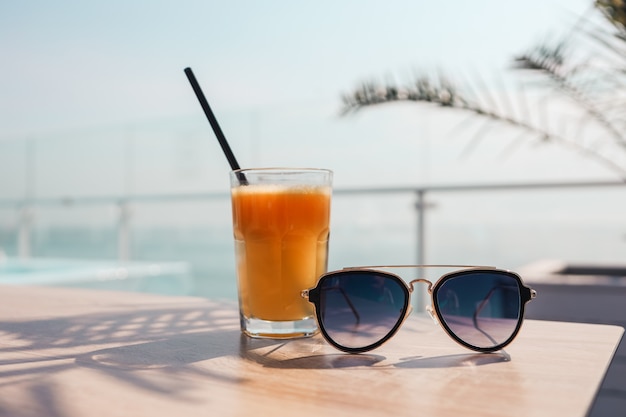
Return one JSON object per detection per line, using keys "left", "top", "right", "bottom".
{"left": 408, "top": 278, "right": 433, "bottom": 294}
{"left": 425, "top": 305, "right": 439, "bottom": 324}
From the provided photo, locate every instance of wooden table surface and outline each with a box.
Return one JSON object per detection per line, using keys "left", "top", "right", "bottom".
{"left": 0, "top": 285, "right": 622, "bottom": 417}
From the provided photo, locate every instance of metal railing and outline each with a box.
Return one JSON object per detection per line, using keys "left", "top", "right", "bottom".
{"left": 1, "top": 179, "right": 624, "bottom": 263}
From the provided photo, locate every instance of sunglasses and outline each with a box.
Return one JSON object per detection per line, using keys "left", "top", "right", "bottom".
{"left": 301, "top": 265, "right": 537, "bottom": 354}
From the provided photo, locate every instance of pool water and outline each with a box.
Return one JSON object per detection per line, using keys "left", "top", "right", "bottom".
{"left": 0, "top": 257, "right": 196, "bottom": 296}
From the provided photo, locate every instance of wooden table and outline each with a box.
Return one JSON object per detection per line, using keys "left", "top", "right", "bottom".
{"left": 0, "top": 285, "right": 622, "bottom": 417}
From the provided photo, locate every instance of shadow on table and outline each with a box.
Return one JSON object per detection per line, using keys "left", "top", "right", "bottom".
{"left": 393, "top": 351, "right": 510, "bottom": 368}
{"left": 239, "top": 334, "right": 510, "bottom": 369}
{"left": 0, "top": 299, "right": 509, "bottom": 417}
{"left": 0, "top": 331, "right": 242, "bottom": 417}
{"left": 0, "top": 298, "right": 243, "bottom": 411}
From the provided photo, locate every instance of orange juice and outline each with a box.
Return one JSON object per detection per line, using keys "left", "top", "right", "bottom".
{"left": 232, "top": 184, "right": 331, "bottom": 323}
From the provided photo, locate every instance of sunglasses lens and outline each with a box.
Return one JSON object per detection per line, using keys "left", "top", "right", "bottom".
{"left": 317, "top": 272, "right": 408, "bottom": 351}
{"left": 435, "top": 271, "right": 522, "bottom": 350}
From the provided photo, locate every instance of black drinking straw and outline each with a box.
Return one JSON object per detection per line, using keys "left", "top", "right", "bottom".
{"left": 184, "top": 67, "right": 248, "bottom": 185}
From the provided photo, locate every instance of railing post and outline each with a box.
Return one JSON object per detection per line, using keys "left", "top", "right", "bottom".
{"left": 415, "top": 189, "right": 426, "bottom": 266}
{"left": 17, "top": 204, "right": 33, "bottom": 259}
{"left": 118, "top": 200, "right": 131, "bottom": 261}
{"left": 414, "top": 189, "right": 427, "bottom": 311}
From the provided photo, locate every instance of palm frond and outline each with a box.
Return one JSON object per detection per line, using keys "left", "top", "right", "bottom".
{"left": 340, "top": 3, "right": 626, "bottom": 179}
{"left": 595, "top": 0, "right": 626, "bottom": 30}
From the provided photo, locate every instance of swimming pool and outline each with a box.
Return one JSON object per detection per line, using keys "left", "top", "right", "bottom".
{"left": 0, "top": 257, "right": 195, "bottom": 296}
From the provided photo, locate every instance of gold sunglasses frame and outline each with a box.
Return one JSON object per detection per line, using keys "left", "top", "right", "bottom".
{"left": 302, "top": 265, "right": 537, "bottom": 353}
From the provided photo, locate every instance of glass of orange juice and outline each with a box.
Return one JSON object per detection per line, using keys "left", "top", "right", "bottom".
{"left": 230, "top": 168, "right": 332, "bottom": 338}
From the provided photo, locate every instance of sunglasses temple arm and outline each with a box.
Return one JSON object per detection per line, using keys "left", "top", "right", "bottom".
{"left": 472, "top": 286, "right": 507, "bottom": 347}
{"left": 327, "top": 286, "right": 361, "bottom": 324}
{"left": 473, "top": 288, "right": 494, "bottom": 324}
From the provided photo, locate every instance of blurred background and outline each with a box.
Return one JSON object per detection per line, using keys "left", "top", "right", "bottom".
{"left": 1, "top": 0, "right": 625, "bottom": 300}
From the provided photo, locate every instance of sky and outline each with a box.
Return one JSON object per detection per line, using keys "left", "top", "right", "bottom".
{"left": 0, "top": 0, "right": 613, "bottom": 200}
{"left": 1, "top": 0, "right": 593, "bottom": 133}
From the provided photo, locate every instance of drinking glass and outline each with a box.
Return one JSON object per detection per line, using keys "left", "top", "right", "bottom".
{"left": 230, "top": 168, "right": 332, "bottom": 338}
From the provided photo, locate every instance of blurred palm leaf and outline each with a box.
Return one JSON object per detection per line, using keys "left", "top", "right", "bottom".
{"left": 341, "top": 2, "right": 626, "bottom": 178}
{"left": 596, "top": 0, "right": 626, "bottom": 31}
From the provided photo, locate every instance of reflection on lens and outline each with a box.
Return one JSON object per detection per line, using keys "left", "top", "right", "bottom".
{"left": 435, "top": 271, "right": 521, "bottom": 350}
{"left": 318, "top": 272, "right": 408, "bottom": 350}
